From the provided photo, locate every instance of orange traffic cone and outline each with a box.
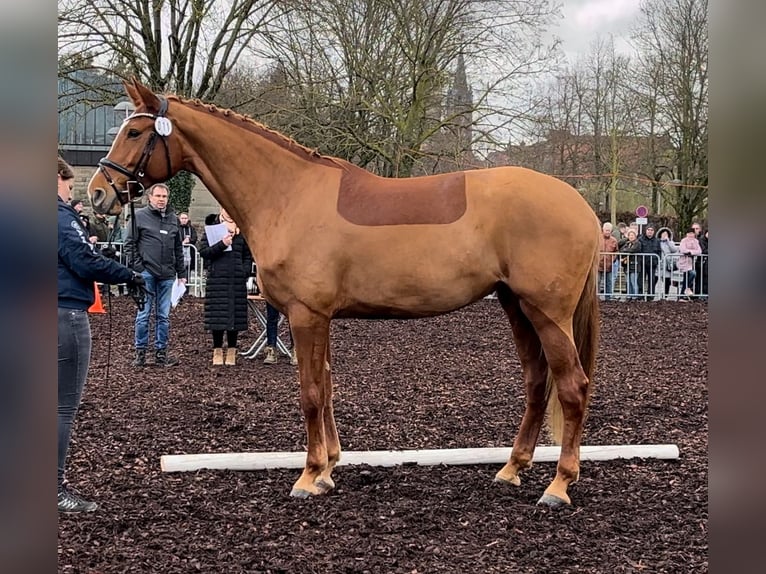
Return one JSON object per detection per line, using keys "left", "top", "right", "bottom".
{"left": 88, "top": 282, "right": 106, "bottom": 313}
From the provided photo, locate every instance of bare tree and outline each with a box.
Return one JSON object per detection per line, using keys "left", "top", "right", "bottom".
{"left": 58, "top": 0, "right": 286, "bottom": 99}
{"left": 634, "top": 0, "right": 708, "bottom": 230}
{"left": 629, "top": 53, "right": 675, "bottom": 214}
{"left": 527, "top": 37, "right": 642, "bottom": 219}
{"left": 231, "top": 0, "right": 560, "bottom": 176}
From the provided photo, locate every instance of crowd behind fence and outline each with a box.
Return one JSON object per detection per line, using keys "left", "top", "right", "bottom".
{"left": 97, "top": 242, "right": 707, "bottom": 302}
{"left": 597, "top": 252, "right": 708, "bottom": 301}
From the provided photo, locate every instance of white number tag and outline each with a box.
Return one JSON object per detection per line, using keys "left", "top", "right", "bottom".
{"left": 155, "top": 117, "right": 173, "bottom": 136}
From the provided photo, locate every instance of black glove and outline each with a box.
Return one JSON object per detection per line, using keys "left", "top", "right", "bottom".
{"left": 126, "top": 272, "right": 147, "bottom": 311}
{"left": 100, "top": 246, "right": 117, "bottom": 260}
{"left": 126, "top": 272, "right": 146, "bottom": 289}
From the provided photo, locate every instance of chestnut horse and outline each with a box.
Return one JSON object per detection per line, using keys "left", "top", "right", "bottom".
{"left": 88, "top": 79, "right": 601, "bottom": 506}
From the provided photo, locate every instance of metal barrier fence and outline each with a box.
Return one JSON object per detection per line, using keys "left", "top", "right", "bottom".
{"left": 598, "top": 252, "right": 708, "bottom": 301}
{"left": 95, "top": 242, "right": 707, "bottom": 302}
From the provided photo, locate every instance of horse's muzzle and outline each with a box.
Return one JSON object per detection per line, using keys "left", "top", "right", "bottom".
{"left": 89, "top": 186, "right": 122, "bottom": 215}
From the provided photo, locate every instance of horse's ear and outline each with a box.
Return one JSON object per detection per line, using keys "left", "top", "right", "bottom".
{"left": 123, "top": 78, "right": 140, "bottom": 107}
{"left": 123, "top": 77, "right": 160, "bottom": 114}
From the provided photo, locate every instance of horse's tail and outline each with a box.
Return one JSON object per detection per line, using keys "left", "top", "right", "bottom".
{"left": 546, "top": 252, "right": 600, "bottom": 444}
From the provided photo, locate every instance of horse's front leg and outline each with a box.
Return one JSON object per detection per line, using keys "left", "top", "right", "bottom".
{"left": 288, "top": 306, "right": 333, "bottom": 498}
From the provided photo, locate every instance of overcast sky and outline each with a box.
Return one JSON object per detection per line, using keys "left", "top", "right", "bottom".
{"left": 551, "top": 0, "right": 643, "bottom": 60}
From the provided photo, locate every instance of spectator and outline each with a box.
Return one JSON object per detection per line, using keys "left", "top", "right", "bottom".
{"left": 178, "top": 212, "right": 198, "bottom": 282}
{"left": 620, "top": 229, "right": 642, "bottom": 299}
{"left": 263, "top": 302, "right": 297, "bottom": 366}
{"left": 699, "top": 228, "right": 709, "bottom": 296}
{"left": 639, "top": 225, "right": 662, "bottom": 300}
{"left": 657, "top": 227, "right": 679, "bottom": 297}
{"left": 693, "top": 223, "right": 708, "bottom": 296}
{"left": 678, "top": 227, "right": 702, "bottom": 300}
{"left": 124, "top": 183, "right": 187, "bottom": 367}
{"left": 616, "top": 223, "right": 640, "bottom": 292}
{"left": 614, "top": 222, "right": 627, "bottom": 242}
{"left": 58, "top": 156, "right": 145, "bottom": 512}
{"left": 90, "top": 212, "right": 110, "bottom": 243}
{"left": 610, "top": 222, "right": 626, "bottom": 292}
{"left": 598, "top": 222, "right": 619, "bottom": 301}
{"left": 72, "top": 199, "right": 99, "bottom": 244}
{"left": 199, "top": 208, "right": 252, "bottom": 366}
{"left": 99, "top": 243, "right": 126, "bottom": 297}
{"left": 119, "top": 213, "right": 131, "bottom": 242}
{"left": 107, "top": 213, "right": 122, "bottom": 244}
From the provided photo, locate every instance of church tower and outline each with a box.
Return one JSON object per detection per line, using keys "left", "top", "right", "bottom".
{"left": 444, "top": 53, "right": 473, "bottom": 152}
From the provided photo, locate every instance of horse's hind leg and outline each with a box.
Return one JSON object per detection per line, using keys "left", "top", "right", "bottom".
{"left": 316, "top": 339, "right": 340, "bottom": 493}
{"left": 494, "top": 286, "right": 549, "bottom": 487}
{"left": 520, "top": 299, "right": 589, "bottom": 506}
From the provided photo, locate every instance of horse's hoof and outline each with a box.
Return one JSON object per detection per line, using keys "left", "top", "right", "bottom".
{"left": 493, "top": 474, "right": 521, "bottom": 487}
{"left": 290, "top": 488, "right": 312, "bottom": 499}
{"left": 315, "top": 477, "right": 335, "bottom": 494}
{"left": 537, "top": 493, "right": 570, "bottom": 507}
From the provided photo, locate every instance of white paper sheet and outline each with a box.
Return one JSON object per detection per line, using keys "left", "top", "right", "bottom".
{"left": 205, "top": 222, "right": 232, "bottom": 251}
{"left": 171, "top": 280, "right": 186, "bottom": 308}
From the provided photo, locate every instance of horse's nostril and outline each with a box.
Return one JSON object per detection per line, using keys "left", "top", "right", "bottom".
{"left": 91, "top": 188, "right": 106, "bottom": 206}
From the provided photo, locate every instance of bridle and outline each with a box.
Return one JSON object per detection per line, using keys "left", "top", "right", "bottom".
{"left": 97, "top": 95, "right": 175, "bottom": 312}
{"left": 97, "top": 95, "right": 174, "bottom": 206}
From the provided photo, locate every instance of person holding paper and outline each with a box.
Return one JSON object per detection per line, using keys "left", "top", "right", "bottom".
{"left": 199, "top": 208, "right": 253, "bottom": 366}
{"left": 124, "top": 183, "right": 187, "bottom": 367}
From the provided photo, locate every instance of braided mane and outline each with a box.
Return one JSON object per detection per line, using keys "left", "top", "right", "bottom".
{"left": 167, "top": 95, "right": 346, "bottom": 170}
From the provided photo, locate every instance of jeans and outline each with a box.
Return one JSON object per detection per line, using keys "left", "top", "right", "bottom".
{"left": 135, "top": 272, "right": 175, "bottom": 349}
{"left": 610, "top": 259, "right": 620, "bottom": 297}
{"left": 681, "top": 269, "right": 696, "bottom": 295}
{"left": 266, "top": 302, "right": 293, "bottom": 347}
{"left": 598, "top": 271, "right": 613, "bottom": 300}
{"left": 643, "top": 261, "right": 658, "bottom": 297}
{"left": 58, "top": 308, "right": 91, "bottom": 489}
{"left": 627, "top": 271, "right": 639, "bottom": 298}
{"left": 266, "top": 302, "right": 280, "bottom": 347}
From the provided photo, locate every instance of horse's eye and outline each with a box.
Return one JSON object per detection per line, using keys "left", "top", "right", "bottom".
{"left": 127, "top": 129, "right": 141, "bottom": 138}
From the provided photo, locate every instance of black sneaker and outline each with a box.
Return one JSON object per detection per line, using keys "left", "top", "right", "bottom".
{"left": 155, "top": 349, "right": 179, "bottom": 367}
{"left": 58, "top": 488, "right": 98, "bottom": 513}
{"left": 132, "top": 348, "right": 146, "bottom": 367}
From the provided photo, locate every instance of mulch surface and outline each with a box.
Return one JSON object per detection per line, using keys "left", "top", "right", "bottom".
{"left": 59, "top": 296, "right": 707, "bottom": 573}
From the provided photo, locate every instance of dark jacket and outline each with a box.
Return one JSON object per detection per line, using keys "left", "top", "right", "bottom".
{"left": 179, "top": 222, "right": 198, "bottom": 247}
{"left": 199, "top": 214, "right": 253, "bottom": 331}
{"left": 620, "top": 238, "right": 642, "bottom": 272}
{"left": 639, "top": 232, "right": 661, "bottom": 256}
{"left": 124, "top": 203, "right": 186, "bottom": 280}
{"left": 90, "top": 213, "right": 110, "bottom": 243}
{"left": 639, "top": 231, "right": 662, "bottom": 270}
{"left": 58, "top": 197, "right": 133, "bottom": 310}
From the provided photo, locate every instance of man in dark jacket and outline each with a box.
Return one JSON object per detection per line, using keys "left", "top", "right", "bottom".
{"left": 124, "top": 183, "right": 187, "bottom": 367}
{"left": 639, "top": 225, "right": 662, "bottom": 300}
{"left": 58, "top": 156, "right": 144, "bottom": 512}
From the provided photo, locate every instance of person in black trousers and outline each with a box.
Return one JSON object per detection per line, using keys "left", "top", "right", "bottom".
{"left": 639, "top": 225, "right": 662, "bottom": 300}
{"left": 199, "top": 208, "right": 253, "bottom": 365}
{"left": 58, "top": 156, "right": 145, "bottom": 513}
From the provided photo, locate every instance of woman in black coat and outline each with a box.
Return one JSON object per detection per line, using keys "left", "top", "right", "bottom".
{"left": 199, "top": 209, "right": 253, "bottom": 365}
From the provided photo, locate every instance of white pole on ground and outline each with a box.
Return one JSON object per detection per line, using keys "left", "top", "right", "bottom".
{"left": 160, "top": 444, "right": 679, "bottom": 473}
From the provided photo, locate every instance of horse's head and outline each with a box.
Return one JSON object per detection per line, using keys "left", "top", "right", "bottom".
{"left": 87, "top": 78, "right": 183, "bottom": 215}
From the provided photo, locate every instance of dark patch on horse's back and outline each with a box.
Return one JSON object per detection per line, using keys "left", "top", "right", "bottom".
{"left": 337, "top": 170, "right": 467, "bottom": 226}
